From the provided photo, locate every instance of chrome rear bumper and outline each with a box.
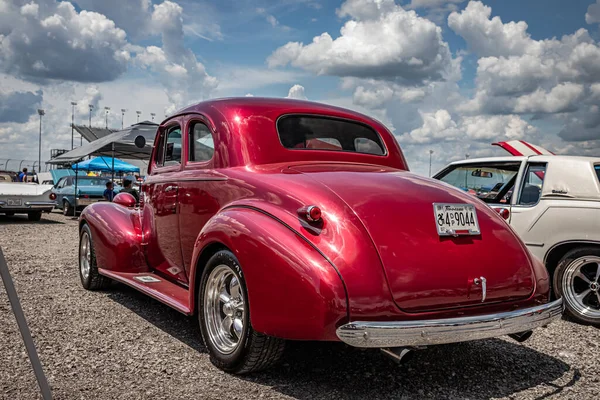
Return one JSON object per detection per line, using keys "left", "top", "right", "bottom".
{"left": 336, "top": 299, "right": 563, "bottom": 348}
{"left": 0, "top": 201, "right": 56, "bottom": 210}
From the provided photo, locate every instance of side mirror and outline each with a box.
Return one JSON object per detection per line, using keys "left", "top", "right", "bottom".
{"left": 113, "top": 192, "right": 136, "bottom": 208}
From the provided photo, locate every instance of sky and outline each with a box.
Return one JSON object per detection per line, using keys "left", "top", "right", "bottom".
{"left": 1, "top": 0, "right": 600, "bottom": 176}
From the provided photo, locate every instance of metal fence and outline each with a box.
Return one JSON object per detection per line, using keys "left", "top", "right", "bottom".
{"left": 0, "top": 159, "right": 49, "bottom": 172}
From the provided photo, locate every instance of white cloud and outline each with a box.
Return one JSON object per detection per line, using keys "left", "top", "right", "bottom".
{"left": 449, "top": 0, "right": 600, "bottom": 148}
{"left": 448, "top": 1, "right": 534, "bottom": 57}
{"left": 0, "top": 0, "right": 130, "bottom": 82}
{"left": 267, "top": 0, "right": 458, "bottom": 84}
{"left": 256, "top": 7, "right": 291, "bottom": 31}
{"left": 402, "top": 109, "right": 461, "bottom": 144}
{"left": 408, "top": 0, "right": 464, "bottom": 8}
{"left": 74, "top": 0, "right": 152, "bottom": 39}
{"left": 513, "top": 83, "right": 584, "bottom": 114}
{"left": 0, "top": 88, "right": 42, "bottom": 123}
{"left": 214, "top": 66, "right": 305, "bottom": 94}
{"left": 401, "top": 110, "right": 536, "bottom": 144}
{"left": 586, "top": 0, "right": 600, "bottom": 24}
{"left": 351, "top": 81, "right": 426, "bottom": 108}
{"left": 286, "top": 84, "right": 307, "bottom": 100}
{"left": 135, "top": 1, "right": 218, "bottom": 114}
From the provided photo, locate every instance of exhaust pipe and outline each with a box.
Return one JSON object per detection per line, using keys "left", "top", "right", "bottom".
{"left": 509, "top": 330, "right": 533, "bottom": 343}
{"left": 381, "top": 347, "right": 414, "bottom": 364}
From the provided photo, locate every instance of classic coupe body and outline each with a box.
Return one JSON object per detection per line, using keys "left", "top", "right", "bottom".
{"left": 435, "top": 148, "right": 600, "bottom": 326}
{"left": 0, "top": 182, "right": 55, "bottom": 221}
{"left": 54, "top": 175, "right": 121, "bottom": 216}
{"left": 79, "top": 98, "right": 561, "bottom": 374}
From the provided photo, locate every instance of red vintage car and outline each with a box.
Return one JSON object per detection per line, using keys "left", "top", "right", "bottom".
{"left": 78, "top": 98, "right": 562, "bottom": 374}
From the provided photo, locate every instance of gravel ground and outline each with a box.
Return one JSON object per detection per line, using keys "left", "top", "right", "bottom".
{"left": 1, "top": 211, "right": 599, "bottom": 400}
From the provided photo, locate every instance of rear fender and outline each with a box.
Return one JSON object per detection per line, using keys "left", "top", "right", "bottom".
{"left": 190, "top": 207, "right": 348, "bottom": 341}
{"left": 80, "top": 203, "right": 148, "bottom": 273}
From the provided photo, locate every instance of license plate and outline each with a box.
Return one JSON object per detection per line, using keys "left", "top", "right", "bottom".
{"left": 7, "top": 198, "right": 22, "bottom": 206}
{"left": 433, "top": 203, "right": 480, "bottom": 236}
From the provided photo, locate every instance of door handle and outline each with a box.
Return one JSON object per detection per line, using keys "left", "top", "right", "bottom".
{"left": 164, "top": 185, "right": 178, "bottom": 193}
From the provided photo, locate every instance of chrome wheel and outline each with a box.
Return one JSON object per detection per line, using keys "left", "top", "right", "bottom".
{"left": 79, "top": 231, "right": 91, "bottom": 281}
{"left": 562, "top": 256, "right": 600, "bottom": 319}
{"left": 203, "top": 265, "right": 246, "bottom": 354}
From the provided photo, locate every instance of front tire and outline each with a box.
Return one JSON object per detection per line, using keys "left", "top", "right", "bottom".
{"left": 198, "top": 250, "right": 285, "bottom": 374}
{"left": 554, "top": 247, "right": 600, "bottom": 326}
{"left": 79, "top": 224, "right": 111, "bottom": 290}
{"left": 27, "top": 211, "right": 42, "bottom": 221}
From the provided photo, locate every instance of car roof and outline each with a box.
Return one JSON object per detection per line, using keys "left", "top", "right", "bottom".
{"left": 448, "top": 154, "right": 600, "bottom": 166}
{"left": 172, "top": 97, "right": 376, "bottom": 122}
{"left": 154, "top": 97, "right": 409, "bottom": 171}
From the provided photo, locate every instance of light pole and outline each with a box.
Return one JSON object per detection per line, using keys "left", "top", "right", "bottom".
{"left": 150, "top": 112, "right": 156, "bottom": 121}
{"left": 428, "top": 149, "right": 434, "bottom": 177}
{"left": 71, "top": 102, "right": 77, "bottom": 150}
{"left": 136, "top": 110, "right": 141, "bottom": 123}
{"left": 104, "top": 107, "right": 110, "bottom": 129}
{"left": 37, "top": 109, "right": 44, "bottom": 175}
{"left": 121, "top": 109, "right": 126, "bottom": 129}
{"left": 465, "top": 153, "right": 470, "bottom": 159}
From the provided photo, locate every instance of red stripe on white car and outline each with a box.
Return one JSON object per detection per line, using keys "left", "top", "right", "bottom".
{"left": 492, "top": 140, "right": 555, "bottom": 157}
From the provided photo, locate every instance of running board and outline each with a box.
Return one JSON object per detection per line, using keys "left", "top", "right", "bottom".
{"left": 99, "top": 269, "right": 192, "bottom": 315}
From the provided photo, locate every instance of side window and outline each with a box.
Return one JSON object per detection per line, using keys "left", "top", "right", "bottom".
{"left": 154, "top": 131, "right": 165, "bottom": 167}
{"left": 518, "top": 163, "right": 546, "bottom": 205}
{"left": 437, "top": 163, "right": 520, "bottom": 203}
{"left": 188, "top": 122, "right": 214, "bottom": 163}
{"left": 164, "top": 126, "right": 182, "bottom": 166}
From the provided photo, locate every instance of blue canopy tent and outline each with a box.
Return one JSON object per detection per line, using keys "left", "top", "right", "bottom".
{"left": 71, "top": 156, "right": 140, "bottom": 173}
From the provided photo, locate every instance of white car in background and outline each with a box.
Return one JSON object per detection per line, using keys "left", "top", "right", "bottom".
{"left": 0, "top": 182, "right": 56, "bottom": 221}
{"left": 434, "top": 140, "right": 600, "bottom": 326}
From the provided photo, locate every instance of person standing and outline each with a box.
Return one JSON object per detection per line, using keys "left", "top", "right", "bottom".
{"left": 120, "top": 179, "right": 139, "bottom": 204}
{"left": 18, "top": 168, "right": 28, "bottom": 182}
{"left": 103, "top": 181, "right": 116, "bottom": 201}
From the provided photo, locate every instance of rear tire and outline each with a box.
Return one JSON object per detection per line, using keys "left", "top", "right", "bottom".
{"left": 27, "top": 211, "right": 42, "bottom": 221}
{"left": 198, "top": 250, "right": 285, "bottom": 374}
{"left": 79, "top": 224, "right": 111, "bottom": 290}
{"left": 63, "top": 200, "right": 74, "bottom": 216}
{"left": 554, "top": 247, "right": 600, "bottom": 326}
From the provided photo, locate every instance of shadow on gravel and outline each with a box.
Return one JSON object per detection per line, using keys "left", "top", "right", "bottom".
{"left": 106, "top": 284, "right": 573, "bottom": 399}
{"left": 0, "top": 214, "right": 65, "bottom": 225}
{"left": 244, "top": 340, "right": 573, "bottom": 400}
{"left": 106, "top": 283, "right": 206, "bottom": 353}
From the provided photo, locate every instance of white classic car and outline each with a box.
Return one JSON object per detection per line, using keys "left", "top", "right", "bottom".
{"left": 0, "top": 182, "right": 56, "bottom": 221}
{"left": 434, "top": 140, "right": 600, "bottom": 326}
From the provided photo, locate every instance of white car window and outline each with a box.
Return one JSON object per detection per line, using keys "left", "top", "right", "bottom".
{"left": 518, "top": 163, "right": 546, "bottom": 206}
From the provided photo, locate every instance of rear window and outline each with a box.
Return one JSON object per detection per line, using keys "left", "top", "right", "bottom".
{"left": 277, "top": 115, "right": 386, "bottom": 156}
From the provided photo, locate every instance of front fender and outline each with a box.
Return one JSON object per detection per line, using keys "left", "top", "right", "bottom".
{"left": 190, "top": 207, "right": 348, "bottom": 341}
{"left": 80, "top": 203, "right": 147, "bottom": 273}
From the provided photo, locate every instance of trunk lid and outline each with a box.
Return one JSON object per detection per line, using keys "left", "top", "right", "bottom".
{"left": 0, "top": 183, "right": 53, "bottom": 196}
{"left": 291, "top": 164, "right": 535, "bottom": 313}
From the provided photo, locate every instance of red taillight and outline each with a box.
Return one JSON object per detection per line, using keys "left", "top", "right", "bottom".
{"left": 300, "top": 205, "right": 322, "bottom": 222}
{"left": 495, "top": 207, "right": 510, "bottom": 220}
{"left": 83, "top": 195, "right": 89, "bottom": 198}
{"left": 49, "top": 193, "right": 56, "bottom": 200}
